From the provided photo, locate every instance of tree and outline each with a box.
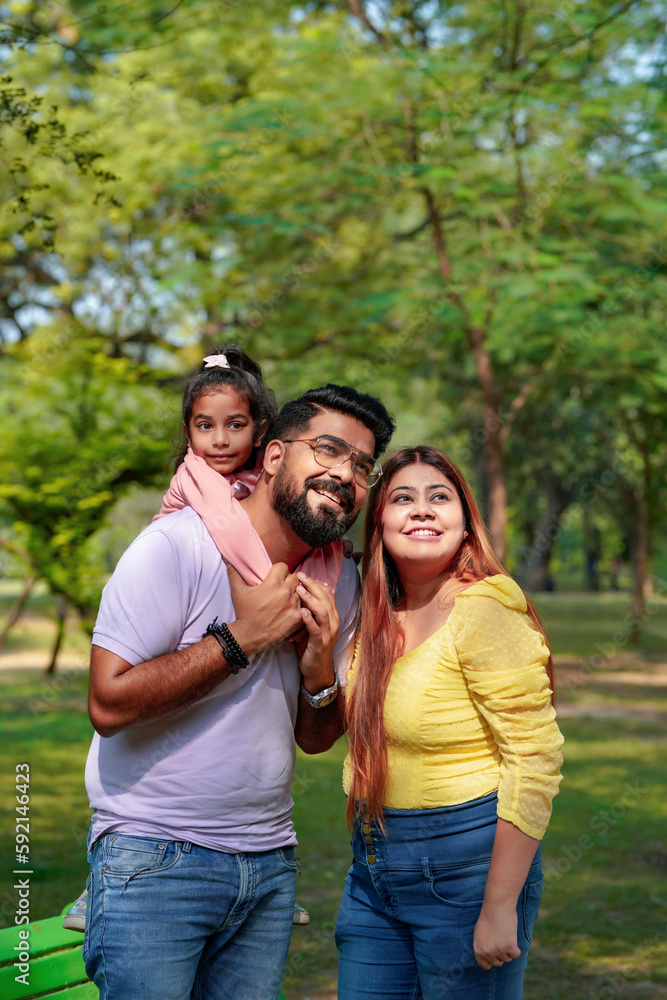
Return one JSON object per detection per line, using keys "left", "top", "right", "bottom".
{"left": 1, "top": 0, "right": 665, "bottom": 588}
{"left": 0, "top": 330, "right": 174, "bottom": 624}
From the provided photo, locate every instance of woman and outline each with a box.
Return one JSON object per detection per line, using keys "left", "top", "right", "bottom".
{"left": 336, "top": 446, "right": 564, "bottom": 1000}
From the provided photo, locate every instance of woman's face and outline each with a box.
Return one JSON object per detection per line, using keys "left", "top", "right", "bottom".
{"left": 381, "top": 462, "right": 466, "bottom": 575}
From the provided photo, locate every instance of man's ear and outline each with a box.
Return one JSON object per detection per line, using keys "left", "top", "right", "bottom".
{"left": 262, "top": 439, "right": 285, "bottom": 476}
{"left": 253, "top": 419, "right": 268, "bottom": 448}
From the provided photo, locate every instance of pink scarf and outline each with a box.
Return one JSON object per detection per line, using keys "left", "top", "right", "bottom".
{"left": 154, "top": 448, "right": 343, "bottom": 589}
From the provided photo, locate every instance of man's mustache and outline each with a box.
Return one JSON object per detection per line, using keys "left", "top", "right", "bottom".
{"left": 305, "top": 477, "right": 355, "bottom": 513}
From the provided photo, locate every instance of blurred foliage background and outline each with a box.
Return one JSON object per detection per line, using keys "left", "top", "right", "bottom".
{"left": 1, "top": 0, "right": 666, "bottom": 662}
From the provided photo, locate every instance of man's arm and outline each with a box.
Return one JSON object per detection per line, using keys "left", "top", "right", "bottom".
{"left": 290, "top": 572, "right": 348, "bottom": 753}
{"left": 89, "top": 562, "right": 302, "bottom": 737}
{"left": 294, "top": 690, "right": 346, "bottom": 754}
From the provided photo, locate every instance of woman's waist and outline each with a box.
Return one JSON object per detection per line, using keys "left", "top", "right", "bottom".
{"left": 351, "top": 792, "right": 501, "bottom": 863}
{"left": 380, "top": 743, "right": 501, "bottom": 806}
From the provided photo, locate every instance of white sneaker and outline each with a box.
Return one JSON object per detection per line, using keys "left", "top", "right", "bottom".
{"left": 63, "top": 888, "right": 88, "bottom": 932}
{"left": 293, "top": 902, "right": 310, "bottom": 925}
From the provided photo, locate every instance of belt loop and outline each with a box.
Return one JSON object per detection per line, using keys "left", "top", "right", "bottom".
{"left": 182, "top": 841, "right": 192, "bottom": 853}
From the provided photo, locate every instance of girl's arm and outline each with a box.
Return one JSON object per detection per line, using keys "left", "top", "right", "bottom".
{"left": 473, "top": 818, "right": 539, "bottom": 969}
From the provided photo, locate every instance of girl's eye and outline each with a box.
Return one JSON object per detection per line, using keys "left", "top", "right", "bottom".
{"left": 229, "top": 421, "right": 246, "bottom": 430}
{"left": 197, "top": 421, "right": 212, "bottom": 430}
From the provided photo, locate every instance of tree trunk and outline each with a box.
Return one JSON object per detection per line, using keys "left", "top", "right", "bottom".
{"left": 517, "top": 484, "right": 571, "bottom": 591}
{"left": 45, "top": 595, "right": 68, "bottom": 675}
{"left": 630, "top": 451, "right": 650, "bottom": 644}
{"left": 0, "top": 575, "right": 35, "bottom": 654}
{"left": 421, "top": 182, "right": 508, "bottom": 560}
{"left": 468, "top": 326, "right": 507, "bottom": 560}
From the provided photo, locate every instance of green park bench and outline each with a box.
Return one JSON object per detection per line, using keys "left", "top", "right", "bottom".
{"left": 0, "top": 906, "right": 288, "bottom": 999}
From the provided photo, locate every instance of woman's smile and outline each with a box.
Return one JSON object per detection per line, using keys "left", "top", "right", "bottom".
{"left": 381, "top": 463, "right": 466, "bottom": 571}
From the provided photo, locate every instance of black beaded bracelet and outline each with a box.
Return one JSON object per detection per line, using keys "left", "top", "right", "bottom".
{"left": 203, "top": 618, "right": 249, "bottom": 673}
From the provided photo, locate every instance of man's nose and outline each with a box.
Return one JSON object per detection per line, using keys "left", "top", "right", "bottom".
{"left": 327, "top": 457, "right": 356, "bottom": 484}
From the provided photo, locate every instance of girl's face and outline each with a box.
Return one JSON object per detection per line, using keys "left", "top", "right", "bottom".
{"left": 185, "top": 390, "right": 266, "bottom": 475}
{"left": 381, "top": 462, "right": 466, "bottom": 575}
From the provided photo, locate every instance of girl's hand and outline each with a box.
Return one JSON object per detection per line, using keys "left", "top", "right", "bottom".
{"left": 473, "top": 901, "right": 521, "bottom": 970}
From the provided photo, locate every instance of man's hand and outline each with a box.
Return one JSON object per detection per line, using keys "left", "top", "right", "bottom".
{"left": 226, "top": 562, "right": 303, "bottom": 657}
{"left": 292, "top": 572, "right": 340, "bottom": 692}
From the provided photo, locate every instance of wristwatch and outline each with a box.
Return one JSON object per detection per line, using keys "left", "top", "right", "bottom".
{"left": 300, "top": 674, "right": 338, "bottom": 709}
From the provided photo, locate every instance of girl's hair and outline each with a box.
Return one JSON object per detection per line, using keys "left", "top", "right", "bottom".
{"left": 345, "top": 445, "right": 555, "bottom": 831}
{"left": 176, "top": 344, "right": 277, "bottom": 471}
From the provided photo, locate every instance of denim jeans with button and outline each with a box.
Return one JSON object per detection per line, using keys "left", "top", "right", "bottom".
{"left": 335, "top": 793, "right": 543, "bottom": 1000}
{"left": 84, "top": 833, "right": 296, "bottom": 1000}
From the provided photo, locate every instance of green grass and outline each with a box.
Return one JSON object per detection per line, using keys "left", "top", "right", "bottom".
{"left": 1, "top": 591, "right": 666, "bottom": 998}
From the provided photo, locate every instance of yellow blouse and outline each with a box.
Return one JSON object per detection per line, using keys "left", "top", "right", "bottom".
{"left": 343, "top": 575, "right": 564, "bottom": 840}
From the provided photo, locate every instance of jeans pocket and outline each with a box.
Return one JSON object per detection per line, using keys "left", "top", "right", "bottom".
{"left": 422, "top": 857, "right": 488, "bottom": 909}
{"left": 102, "top": 834, "right": 181, "bottom": 877}
{"left": 519, "top": 872, "right": 543, "bottom": 947}
{"left": 277, "top": 847, "right": 298, "bottom": 870}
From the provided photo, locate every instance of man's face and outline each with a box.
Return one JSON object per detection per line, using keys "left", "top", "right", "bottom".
{"left": 271, "top": 410, "right": 376, "bottom": 548}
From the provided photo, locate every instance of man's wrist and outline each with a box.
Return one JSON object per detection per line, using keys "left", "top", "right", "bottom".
{"left": 300, "top": 667, "right": 338, "bottom": 709}
{"left": 226, "top": 621, "right": 262, "bottom": 659}
{"left": 301, "top": 663, "right": 336, "bottom": 696}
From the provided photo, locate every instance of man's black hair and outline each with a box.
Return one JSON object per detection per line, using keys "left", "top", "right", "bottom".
{"left": 272, "top": 384, "right": 395, "bottom": 458}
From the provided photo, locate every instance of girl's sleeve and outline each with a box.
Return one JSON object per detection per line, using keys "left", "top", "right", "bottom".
{"left": 451, "top": 597, "right": 564, "bottom": 839}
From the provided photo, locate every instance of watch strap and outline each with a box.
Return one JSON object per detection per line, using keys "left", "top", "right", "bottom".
{"left": 300, "top": 674, "right": 338, "bottom": 708}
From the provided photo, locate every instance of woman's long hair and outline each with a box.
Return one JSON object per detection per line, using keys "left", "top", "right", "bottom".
{"left": 345, "top": 445, "right": 555, "bottom": 831}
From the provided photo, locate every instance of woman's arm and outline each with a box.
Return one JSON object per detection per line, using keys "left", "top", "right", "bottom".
{"left": 450, "top": 588, "right": 563, "bottom": 968}
{"left": 473, "top": 818, "right": 539, "bottom": 969}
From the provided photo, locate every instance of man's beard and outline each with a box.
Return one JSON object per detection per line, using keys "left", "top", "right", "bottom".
{"left": 272, "top": 467, "right": 357, "bottom": 548}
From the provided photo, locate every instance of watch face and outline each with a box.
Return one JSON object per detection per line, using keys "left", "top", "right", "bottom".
{"left": 302, "top": 683, "right": 338, "bottom": 708}
{"left": 315, "top": 689, "right": 337, "bottom": 707}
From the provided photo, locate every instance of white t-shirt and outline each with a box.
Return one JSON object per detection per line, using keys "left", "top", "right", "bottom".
{"left": 85, "top": 507, "right": 359, "bottom": 852}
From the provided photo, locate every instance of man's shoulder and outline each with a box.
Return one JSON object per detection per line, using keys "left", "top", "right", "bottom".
{"left": 130, "top": 507, "right": 213, "bottom": 551}
{"left": 115, "top": 507, "right": 220, "bottom": 581}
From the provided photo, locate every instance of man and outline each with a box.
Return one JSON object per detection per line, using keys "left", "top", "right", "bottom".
{"left": 83, "top": 384, "right": 394, "bottom": 1000}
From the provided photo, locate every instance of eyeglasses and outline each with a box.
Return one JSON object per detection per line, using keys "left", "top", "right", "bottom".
{"left": 282, "top": 436, "right": 383, "bottom": 488}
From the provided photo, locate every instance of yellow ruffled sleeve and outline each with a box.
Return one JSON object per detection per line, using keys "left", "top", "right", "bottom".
{"left": 450, "top": 579, "right": 564, "bottom": 840}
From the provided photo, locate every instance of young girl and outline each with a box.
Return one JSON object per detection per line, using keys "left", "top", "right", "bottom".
{"left": 64, "top": 345, "right": 333, "bottom": 932}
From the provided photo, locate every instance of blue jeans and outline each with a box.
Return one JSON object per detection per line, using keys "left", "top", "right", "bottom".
{"left": 83, "top": 833, "right": 296, "bottom": 1000}
{"left": 335, "top": 794, "right": 543, "bottom": 1000}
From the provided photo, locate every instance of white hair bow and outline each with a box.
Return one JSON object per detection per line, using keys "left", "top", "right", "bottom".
{"left": 203, "top": 354, "right": 230, "bottom": 369}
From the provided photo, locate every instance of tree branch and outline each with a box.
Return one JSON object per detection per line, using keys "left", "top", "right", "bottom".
{"left": 346, "top": 0, "right": 387, "bottom": 45}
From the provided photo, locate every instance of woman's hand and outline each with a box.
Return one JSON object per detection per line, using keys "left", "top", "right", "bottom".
{"left": 473, "top": 900, "right": 521, "bottom": 970}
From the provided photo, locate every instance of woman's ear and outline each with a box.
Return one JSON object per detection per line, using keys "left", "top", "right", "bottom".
{"left": 262, "top": 438, "right": 285, "bottom": 476}
{"left": 253, "top": 419, "right": 268, "bottom": 448}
